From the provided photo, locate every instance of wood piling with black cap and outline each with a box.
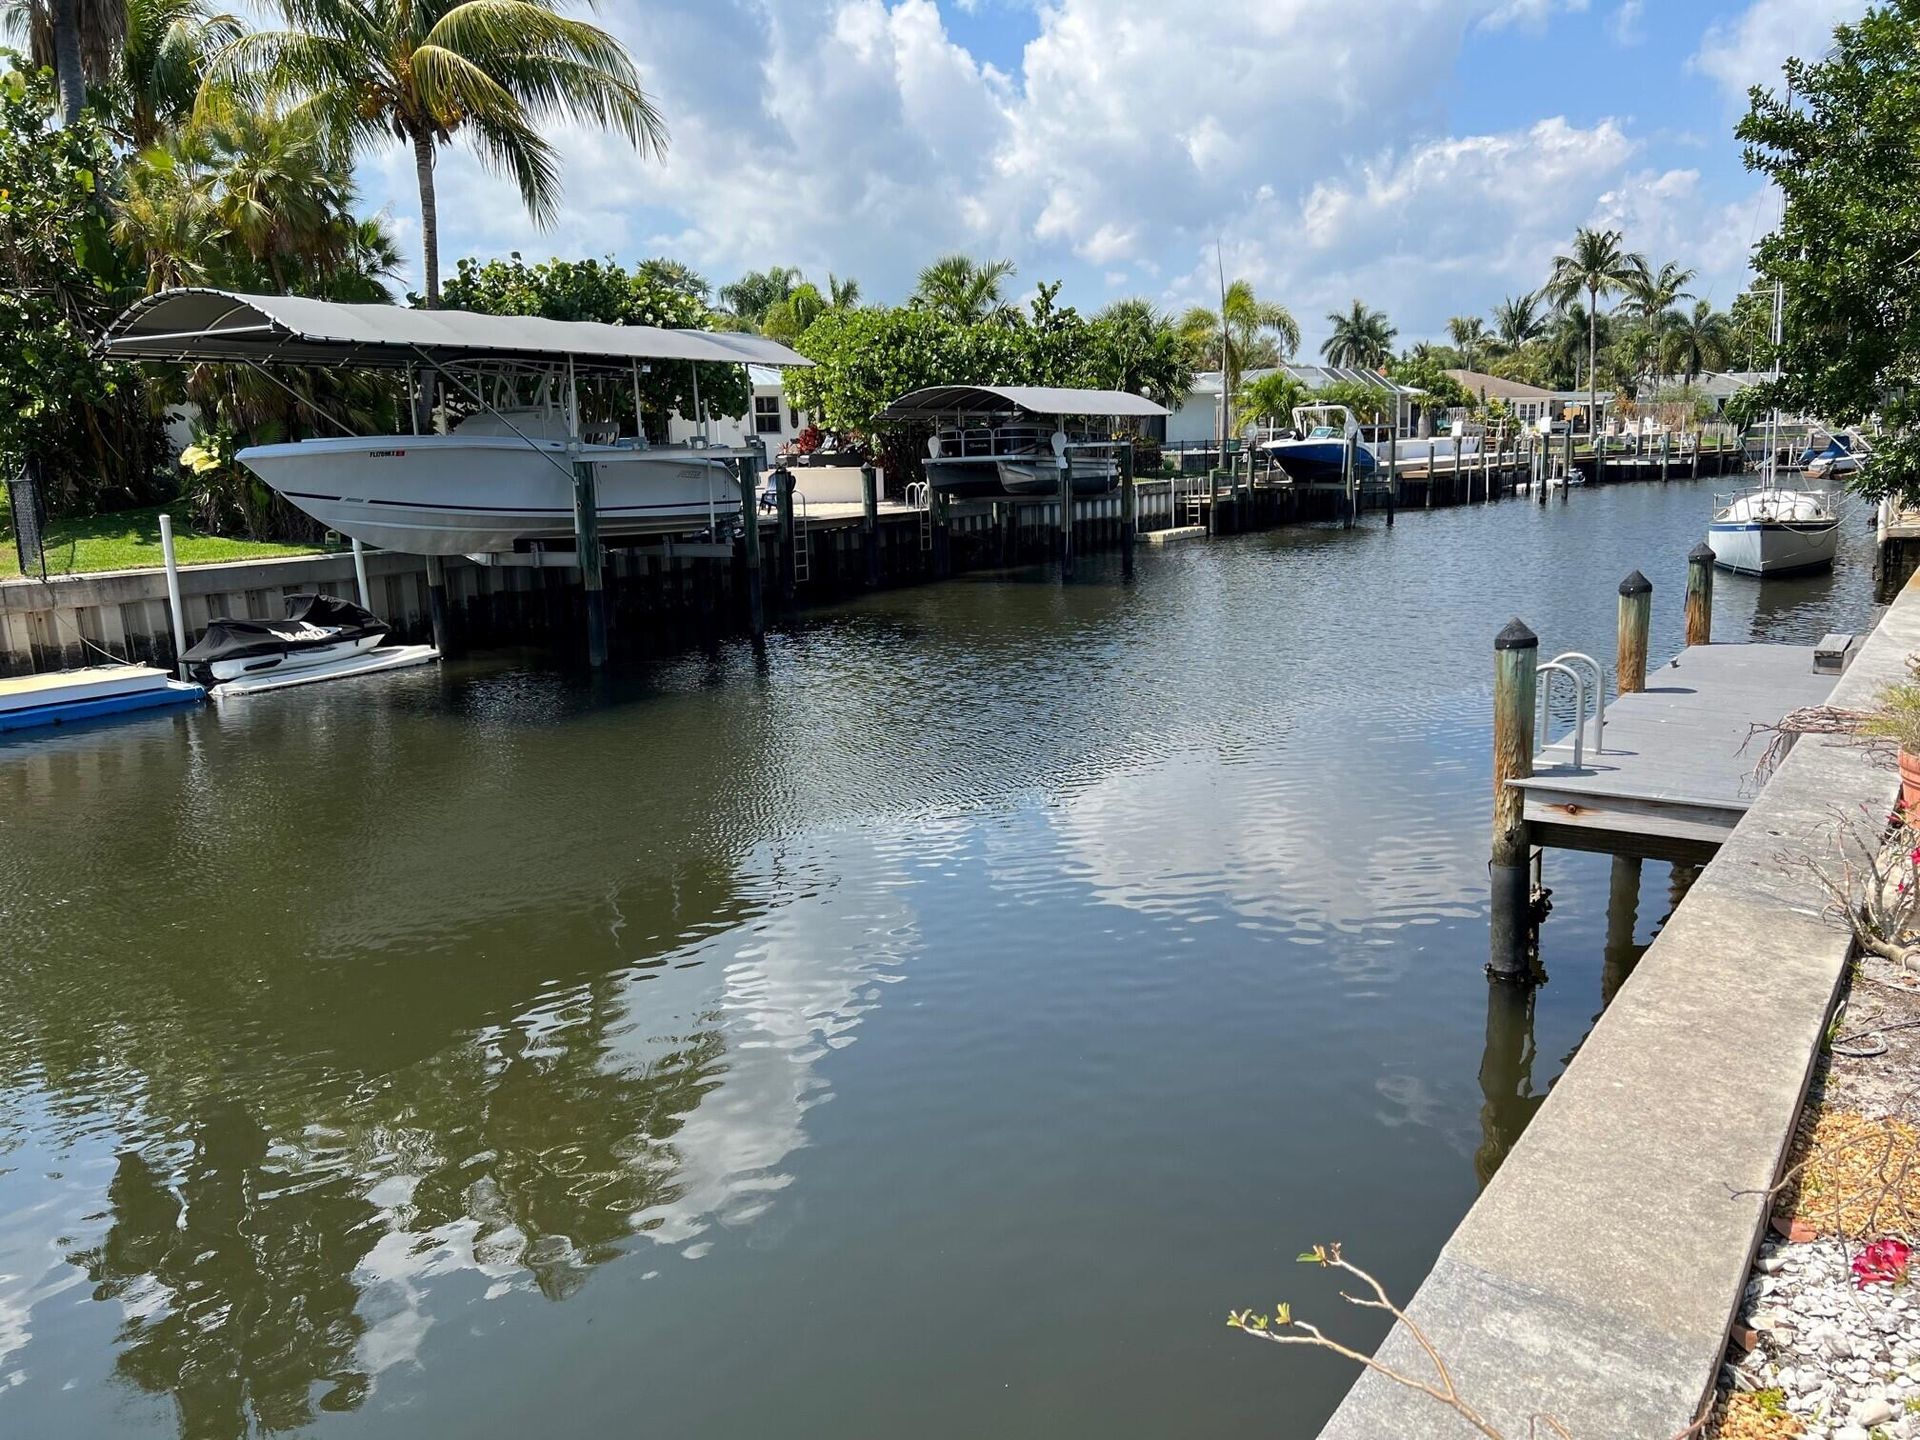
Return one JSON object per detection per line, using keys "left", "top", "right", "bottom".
{"left": 1491, "top": 618, "right": 1540, "bottom": 981}
{"left": 1617, "top": 569, "right": 1652, "bottom": 695}
{"left": 1686, "top": 543, "right": 1715, "bottom": 648}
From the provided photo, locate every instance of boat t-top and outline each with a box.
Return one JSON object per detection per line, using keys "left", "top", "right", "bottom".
{"left": 875, "top": 385, "right": 1169, "bottom": 500}
{"left": 101, "top": 289, "right": 813, "bottom": 557}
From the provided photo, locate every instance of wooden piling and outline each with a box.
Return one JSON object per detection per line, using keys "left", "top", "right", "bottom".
{"left": 424, "top": 553, "right": 453, "bottom": 656}
{"left": 1617, "top": 569, "right": 1652, "bottom": 694}
{"left": 571, "top": 452, "right": 608, "bottom": 666}
{"left": 738, "top": 449, "right": 765, "bottom": 637}
{"left": 1383, "top": 430, "right": 1396, "bottom": 526}
{"left": 1660, "top": 431, "right": 1671, "bottom": 483}
{"left": 861, "top": 463, "right": 880, "bottom": 586}
{"left": 1343, "top": 433, "right": 1357, "bottom": 528}
{"left": 773, "top": 465, "right": 797, "bottom": 605}
{"left": 1119, "top": 440, "right": 1137, "bottom": 555}
{"left": 1491, "top": 618, "right": 1540, "bottom": 981}
{"left": 1058, "top": 446, "right": 1075, "bottom": 577}
{"left": 1685, "top": 542, "right": 1715, "bottom": 648}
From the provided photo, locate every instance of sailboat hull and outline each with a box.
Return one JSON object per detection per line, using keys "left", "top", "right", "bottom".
{"left": 237, "top": 436, "right": 742, "bottom": 555}
{"left": 1707, "top": 519, "right": 1840, "bottom": 576}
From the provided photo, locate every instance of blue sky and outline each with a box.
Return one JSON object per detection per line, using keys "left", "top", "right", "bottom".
{"left": 358, "top": 0, "right": 1866, "bottom": 353}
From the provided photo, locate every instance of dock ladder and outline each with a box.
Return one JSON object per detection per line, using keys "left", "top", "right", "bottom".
{"left": 907, "top": 480, "right": 933, "bottom": 552}
{"left": 1536, "top": 651, "right": 1608, "bottom": 766}
{"left": 792, "top": 493, "right": 811, "bottom": 585}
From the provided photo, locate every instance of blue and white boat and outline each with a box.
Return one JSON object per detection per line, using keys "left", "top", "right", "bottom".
{"left": 1708, "top": 485, "right": 1840, "bottom": 576}
{"left": 1800, "top": 428, "right": 1870, "bottom": 479}
{"left": 1257, "top": 405, "right": 1377, "bottom": 483}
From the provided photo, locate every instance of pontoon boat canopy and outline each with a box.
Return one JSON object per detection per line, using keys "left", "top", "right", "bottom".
{"left": 876, "top": 385, "right": 1169, "bottom": 422}
{"left": 100, "top": 288, "right": 812, "bottom": 373}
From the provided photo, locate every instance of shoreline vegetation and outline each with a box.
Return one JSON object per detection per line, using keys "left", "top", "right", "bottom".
{"left": 0, "top": 489, "right": 324, "bottom": 581}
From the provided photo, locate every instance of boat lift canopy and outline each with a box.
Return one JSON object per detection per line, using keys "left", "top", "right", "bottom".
{"left": 876, "top": 385, "right": 1169, "bottom": 423}
{"left": 100, "top": 288, "right": 813, "bottom": 375}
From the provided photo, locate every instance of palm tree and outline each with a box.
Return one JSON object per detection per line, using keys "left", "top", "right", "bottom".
{"left": 1545, "top": 227, "right": 1643, "bottom": 435}
{"left": 1177, "top": 280, "right": 1299, "bottom": 439}
{"left": 1321, "top": 299, "right": 1396, "bottom": 369}
{"left": 1621, "top": 258, "right": 1695, "bottom": 324}
{"left": 913, "top": 254, "right": 1017, "bottom": 324}
{"left": 1092, "top": 298, "right": 1194, "bottom": 411}
{"left": 1490, "top": 293, "right": 1546, "bottom": 351}
{"left": 827, "top": 272, "right": 860, "bottom": 310}
{"left": 1662, "top": 301, "right": 1734, "bottom": 386}
{"left": 1447, "top": 315, "right": 1486, "bottom": 370}
{"left": 1236, "top": 370, "right": 1309, "bottom": 431}
{"left": 211, "top": 0, "right": 666, "bottom": 306}
{"left": 636, "top": 256, "right": 709, "bottom": 300}
{"left": 718, "top": 265, "right": 799, "bottom": 327}
{"left": 113, "top": 0, "right": 239, "bottom": 146}
{"left": 3, "top": 0, "right": 127, "bottom": 122}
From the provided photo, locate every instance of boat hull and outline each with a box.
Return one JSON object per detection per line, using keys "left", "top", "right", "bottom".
{"left": 996, "top": 458, "right": 1117, "bottom": 497}
{"left": 1259, "top": 440, "right": 1377, "bottom": 483}
{"left": 924, "top": 458, "right": 1006, "bottom": 499}
{"left": 206, "top": 631, "right": 386, "bottom": 683}
{"left": 238, "top": 437, "right": 742, "bottom": 555}
{"left": 1707, "top": 519, "right": 1840, "bottom": 576}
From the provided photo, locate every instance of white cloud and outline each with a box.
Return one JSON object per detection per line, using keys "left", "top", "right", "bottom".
{"left": 1690, "top": 0, "right": 1868, "bottom": 100}
{"left": 1608, "top": 0, "right": 1643, "bottom": 46}
{"left": 354, "top": 0, "right": 1765, "bottom": 347}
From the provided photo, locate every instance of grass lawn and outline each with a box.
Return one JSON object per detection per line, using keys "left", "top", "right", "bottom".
{"left": 1, "top": 488, "right": 327, "bottom": 580}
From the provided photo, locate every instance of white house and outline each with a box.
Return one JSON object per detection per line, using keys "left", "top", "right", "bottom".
{"left": 1167, "top": 365, "right": 1421, "bottom": 446}
{"left": 665, "top": 364, "right": 814, "bottom": 454}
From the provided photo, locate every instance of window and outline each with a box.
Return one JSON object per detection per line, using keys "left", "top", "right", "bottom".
{"left": 753, "top": 395, "right": 781, "bottom": 435}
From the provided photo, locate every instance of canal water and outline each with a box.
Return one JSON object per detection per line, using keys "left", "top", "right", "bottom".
{"left": 0, "top": 480, "right": 1879, "bottom": 1438}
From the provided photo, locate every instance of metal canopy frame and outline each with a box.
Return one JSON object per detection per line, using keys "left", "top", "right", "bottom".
{"left": 876, "top": 384, "right": 1170, "bottom": 425}
{"left": 99, "top": 288, "right": 813, "bottom": 375}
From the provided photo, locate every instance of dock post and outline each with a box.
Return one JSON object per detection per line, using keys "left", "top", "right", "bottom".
{"left": 570, "top": 448, "right": 608, "bottom": 667}
{"left": 1491, "top": 619, "right": 1540, "bottom": 981}
{"left": 1660, "top": 431, "right": 1671, "bottom": 483}
{"left": 1691, "top": 430, "right": 1702, "bottom": 481}
{"left": 1562, "top": 427, "right": 1574, "bottom": 488}
{"left": 1208, "top": 460, "right": 1221, "bottom": 537}
{"left": 1058, "top": 440, "right": 1075, "bottom": 577}
{"left": 1453, "top": 433, "right": 1463, "bottom": 503}
{"left": 158, "top": 512, "right": 189, "bottom": 679}
{"left": 738, "top": 449, "right": 765, "bottom": 638}
{"left": 1602, "top": 854, "right": 1644, "bottom": 1006}
{"left": 1119, "top": 439, "right": 1137, "bottom": 558}
{"left": 351, "top": 538, "right": 372, "bottom": 609}
{"left": 861, "top": 463, "right": 879, "bottom": 586}
{"left": 773, "top": 465, "right": 797, "bottom": 605}
{"left": 424, "top": 554, "right": 452, "bottom": 656}
{"left": 1617, "top": 570, "right": 1651, "bottom": 694}
{"left": 1343, "top": 434, "right": 1356, "bottom": 528}
{"left": 1383, "top": 430, "right": 1396, "bottom": 526}
{"left": 1685, "top": 543, "right": 1715, "bottom": 647}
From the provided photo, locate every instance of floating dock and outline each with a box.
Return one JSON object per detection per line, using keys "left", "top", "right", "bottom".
{"left": 0, "top": 665, "right": 203, "bottom": 733}
{"left": 1513, "top": 643, "right": 1840, "bottom": 862}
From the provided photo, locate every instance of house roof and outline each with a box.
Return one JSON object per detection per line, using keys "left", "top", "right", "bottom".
{"left": 102, "top": 288, "right": 813, "bottom": 374}
{"left": 1190, "top": 365, "right": 1418, "bottom": 397}
{"left": 1444, "top": 369, "right": 1556, "bottom": 401}
{"left": 876, "top": 385, "right": 1170, "bottom": 422}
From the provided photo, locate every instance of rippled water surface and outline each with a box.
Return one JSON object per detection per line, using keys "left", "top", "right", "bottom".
{"left": 0, "top": 481, "right": 1880, "bottom": 1437}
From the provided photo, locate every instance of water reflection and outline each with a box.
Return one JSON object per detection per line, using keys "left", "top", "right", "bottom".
{"left": 1474, "top": 982, "right": 1545, "bottom": 1189}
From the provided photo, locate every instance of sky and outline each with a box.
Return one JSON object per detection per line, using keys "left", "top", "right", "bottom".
{"left": 358, "top": 0, "right": 1868, "bottom": 355}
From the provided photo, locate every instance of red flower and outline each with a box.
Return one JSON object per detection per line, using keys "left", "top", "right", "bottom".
{"left": 1853, "top": 1238, "right": 1913, "bottom": 1287}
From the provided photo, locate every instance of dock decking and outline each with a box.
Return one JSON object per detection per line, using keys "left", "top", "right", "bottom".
{"left": 1513, "top": 643, "right": 1840, "bottom": 861}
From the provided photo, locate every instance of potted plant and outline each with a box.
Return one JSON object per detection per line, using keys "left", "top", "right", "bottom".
{"left": 1862, "top": 658, "right": 1920, "bottom": 817}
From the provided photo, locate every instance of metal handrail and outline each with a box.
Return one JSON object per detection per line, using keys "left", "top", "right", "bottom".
{"left": 906, "top": 480, "right": 931, "bottom": 510}
{"left": 1535, "top": 661, "right": 1588, "bottom": 771}
{"left": 1547, "top": 651, "right": 1606, "bottom": 755}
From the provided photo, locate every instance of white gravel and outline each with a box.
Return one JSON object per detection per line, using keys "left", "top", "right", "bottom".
{"left": 1726, "top": 1235, "right": 1920, "bottom": 1437}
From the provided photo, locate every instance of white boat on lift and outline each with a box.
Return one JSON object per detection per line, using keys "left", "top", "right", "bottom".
{"left": 237, "top": 408, "right": 740, "bottom": 556}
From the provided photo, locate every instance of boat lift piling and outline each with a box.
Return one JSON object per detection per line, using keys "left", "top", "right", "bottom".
{"left": 1119, "top": 440, "right": 1137, "bottom": 563}
{"left": 861, "top": 463, "right": 880, "bottom": 586}
{"left": 774, "top": 464, "right": 798, "bottom": 604}
{"left": 158, "top": 512, "right": 188, "bottom": 679}
{"left": 351, "top": 538, "right": 372, "bottom": 609}
{"left": 1056, "top": 433, "right": 1074, "bottom": 578}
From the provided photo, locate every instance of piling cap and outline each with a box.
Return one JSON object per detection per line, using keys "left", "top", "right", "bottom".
{"left": 1495, "top": 618, "right": 1538, "bottom": 651}
{"left": 1689, "top": 541, "right": 1716, "bottom": 563}
{"left": 1619, "top": 569, "right": 1652, "bottom": 596}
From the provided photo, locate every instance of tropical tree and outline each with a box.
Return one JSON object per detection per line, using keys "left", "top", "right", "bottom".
{"left": 2, "top": 0, "right": 126, "bottom": 123}
{"left": 635, "top": 255, "right": 708, "bottom": 300}
{"left": 1177, "top": 279, "right": 1299, "bottom": 440}
{"left": 112, "top": 0, "right": 239, "bottom": 147}
{"left": 717, "top": 265, "right": 798, "bottom": 327}
{"left": 1545, "top": 226, "right": 1643, "bottom": 433}
{"left": 760, "top": 271, "right": 860, "bottom": 342}
{"left": 827, "top": 272, "right": 859, "bottom": 310}
{"left": 1236, "top": 370, "right": 1309, "bottom": 432}
{"left": 1090, "top": 298, "right": 1194, "bottom": 411}
{"left": 1662, "top": 300, "right": 1735, "bottom": 386}
{"left": 1621, "top": 257, "right": 1695, "bottom": 324}
{"left": 1542, "top": 301, "right": 1608, "bottom": 392}
{"left": 1446, "top": 315, "right": 1486, "bottom": 370}
{"left": 1321, "top": 299, "right": 1395, "bottom": 369}
{"left": 210, "top": 0, "right": 667, "bottom": 306}
{"left": 1490, "top": 293, "right": 1546, "bottom": 351}
{"left": 912, "top": 253, "right": 1017, "bottom": 324}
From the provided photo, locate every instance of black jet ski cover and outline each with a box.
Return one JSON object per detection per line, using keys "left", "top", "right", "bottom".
{"left": 182, "top": 592, "right": 387, "bottom": 666}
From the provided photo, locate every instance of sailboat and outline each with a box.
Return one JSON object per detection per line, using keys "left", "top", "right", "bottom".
{"left": 1708, "top": 281, "right": 1839, "bottom": 576}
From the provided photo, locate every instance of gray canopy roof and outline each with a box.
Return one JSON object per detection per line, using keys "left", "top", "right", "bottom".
{"left": 877, "top": 385, "right": 1170, "bottom": 422}
{"left": 101, "top": 288, "right": 812, "bottom": 373}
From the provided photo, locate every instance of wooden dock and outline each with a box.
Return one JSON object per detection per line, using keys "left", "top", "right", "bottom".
{"left": 1512, "top": 643, "right": 1840, "bottom": 862}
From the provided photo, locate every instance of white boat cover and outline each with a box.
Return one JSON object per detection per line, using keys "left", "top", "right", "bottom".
{"left": 877, "top": 385, "right": 1170, "bottom": 422}
{"left": 101, "top": 289, "right": 812, "bottom": 374}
